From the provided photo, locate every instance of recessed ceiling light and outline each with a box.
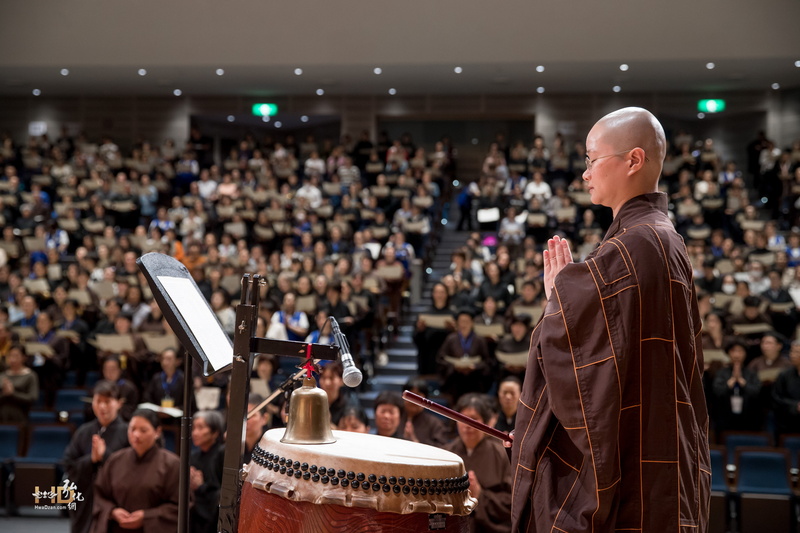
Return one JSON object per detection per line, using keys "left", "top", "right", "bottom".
{"left": 536, "top": 65, "right": 545, "bottom": 73}
{"left": 388, "top": 88, "right": 397, "bottom": 95}
{"left": 536, "top": 86, "right": 545, "bottom": 94}
{"left": 60, "top": 69, "right": 69, "bottom": 76}
{"left": 706, "top": 62, "right": 715, "bottom": 70}
{"left": 795, "top": 60, "right": 800, "bottom": 68}
{"left": 216, "top": 68, "right": 225, "bottom": 76}
{"left": 471, "top": 138, "right": 479, "bottom": 145}
{"left": 274, "top": 121, "right": 282, "bottom": 128}
{"left": 772, "top": 82, "right": 781, "bottom": 90}
{"left": 173, "top": 89, "right": 182, "bottom": 96}
{"left": 697, "top": 113, "right": 705, "bottom": 119}
{"left": 32, "top": 89, "right": 41, "bottom": 96}
{"left": 373, "top": 67, "right": 382, "bottom": 75}
{"left": 619, "top": 64, "right": 629, "bottom": 72}
{"left": 613, "top": 85, "right": 621, "bottom": 93}
{"left": 138, "top": 69, "right": 147, "bottom": 76}
{"left": 300, "top": 115, "right": 309, "bottom": 123}
{"left": 294, "top": 68, "right": 303, "bottom": 76}
{"left": 262, "top": 116, "right": 270, "bottom": 123}
{"left": 316, "top": 88, "right": 324, "bottom": 96}
{"left": 227, "top": 115, "right": 235, "bottom": 122}
{"left": 454, "top": 66, "right": 463, "bottom": 74}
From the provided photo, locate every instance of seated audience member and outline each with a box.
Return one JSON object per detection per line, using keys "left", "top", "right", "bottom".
{"left": 271, "top": 292, "right": 309, "bottom": 342}
{"left": 101, "top": 355, "right": 138, "bottom": 421}
{"left": 0, "top": 344, "right": 38, "bottom": 423}
{"left": 729, "top": 295, "right": 773, "bottom": 357}
{"left": 30, "top": 309, "right": 70, "bottom": 407}
{"left": 772, "top": 341, "right": 800, "bottom": 437}
{"left": 444, "top": 393, "right": 512, "bottom": 533}
{"left": 337, "top": 405, "right": 371, "bottom": 434}
{"left": 414, "top": 282, "right": 454, "bottom": 376}
{"left": 495, "top": 376, "right": 522, "bottom": 434}
{"left": 495, "top": 314, "right": 532, "bottom": 379}
{"left": 747, "top": 332, "right": 791, "bottom": 381}
{"left": 711, "top": 339, "right": 762, "bottom": 438}
{"left": 402, "top": 377, "right": 449, "bottom": 447}
{"left": 144, "top": 348, "right": 187, "bottom": 410}
{"left": 318, "top": 361, "right": 357, "bottom": 426}
{"left": 243, "top": 393, "right": 269, "bottom": 463}
{"left": 373, "top": 391, "right": 405, "bottom": 439}
{"left": 63, "top": 380, "right": 129, "bottom": 533}
{"left": 92, "top": 409, "right": 180, "bottom": 533}
{"left": 190, "top": 410, "right": 226, "bottom": 533}
{"left": 210, "top": 289, "right": 236, "bottom": 338}
{"left": 437, "top": 309, "right": 494, "bottom": 402}
{"left": 305, "top": 310, "right": 334, "bottom": 345}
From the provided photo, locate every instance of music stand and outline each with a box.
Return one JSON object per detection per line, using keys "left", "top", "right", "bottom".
{"left": 137, "top": 253, "right": 232, "bottom": 533}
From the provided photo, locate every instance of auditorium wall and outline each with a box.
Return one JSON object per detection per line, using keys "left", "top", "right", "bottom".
{"left": 0, "top": 89, "right": 797, "bottom": 167}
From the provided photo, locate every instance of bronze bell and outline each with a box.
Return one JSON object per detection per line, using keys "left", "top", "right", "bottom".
{"left": 281, "top": 375, "right": 336, "bottom": 444}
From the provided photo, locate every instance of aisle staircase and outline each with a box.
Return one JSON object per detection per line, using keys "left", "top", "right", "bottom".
{"left": 358, "top": 198, "right": 472, "bottom": 417}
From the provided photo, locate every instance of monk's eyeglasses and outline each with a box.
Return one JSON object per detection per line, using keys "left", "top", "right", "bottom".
{"left": 585, "top": 149, "right": 649, "bottom": 171}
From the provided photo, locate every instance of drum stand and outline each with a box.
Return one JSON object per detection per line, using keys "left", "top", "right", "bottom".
{"left": 218, "top": 274, "right": 338, "bottom": 533}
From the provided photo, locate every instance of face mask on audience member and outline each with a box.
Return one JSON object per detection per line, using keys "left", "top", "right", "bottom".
{"left": 721, "top": 283, "right": 736, "bottom": 295}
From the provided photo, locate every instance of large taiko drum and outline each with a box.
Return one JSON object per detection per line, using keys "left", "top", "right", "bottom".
{"left": 239, "top": 429, "right": 476, "bottom": 533}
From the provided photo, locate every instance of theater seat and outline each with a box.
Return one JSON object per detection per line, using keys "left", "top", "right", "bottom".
{"left": 723, "top": 431, "right": 771, "bottom": 465}
{"left": 708, "top": 446, "right": 729, "bottom": 533}
{"left": 734, "top": 447, "right": 793, "bottom": 533}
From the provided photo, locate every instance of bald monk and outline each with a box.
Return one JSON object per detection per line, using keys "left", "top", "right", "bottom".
{"left": 510, "top": 107, "right": 710, "bottom": 532}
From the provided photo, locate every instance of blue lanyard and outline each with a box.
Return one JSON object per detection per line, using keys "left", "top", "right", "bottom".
{"left": 458, "top": 332, "right": 474, "bottom": 355}
{"left": 161, "top": 372, "right": 177, "bottom": 396}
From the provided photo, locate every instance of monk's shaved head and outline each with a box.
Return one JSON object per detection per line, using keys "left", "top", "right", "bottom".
{"left": 594, "top": 107, "right": 666, "bottom": 180}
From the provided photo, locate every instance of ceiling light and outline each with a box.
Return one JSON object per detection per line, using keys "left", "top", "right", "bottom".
{"left": 227, "top": 115, "right": 235, "bottom": 122}
{"left": 294, "top": 68, "right": 303, "bottom": 76}
{"left": 262, "top": 116, "right": 270, "bottom": 122}
{"left": 300, "top": 116, "right": 309, "bottom": 123}
{"left": 536, "top": 65, "right": 545, "bottom": 73}
{"left": 772, "top": 83, "right": 781, "bottom": 90}
{"left": 619, "top": 64, "right": 629, "bottom": 72}
{"left": 274, "top": 121, "right": 282, "bottom": 128}
{"left": 613, "top": 85, "right": 621, "bottom": 93}
{"left": 795, "top": 60, "right": 800, "bottom": 67}
{"left": 216, "top": 68, "right": 225, "bottom": 76}
{"left": 706, "top": 62, "right": 715, "bottom": 70}
{"left": 373, "top": 67, "right": 382, "bottom": 75}
{"left": 138, "top": 69, "right": 147, "bottom": 76}
{"left": 536, "top": 86, "right": 545, "bottom": 94}
{"left": 316, "top": 88, "right": 324, "bottom": 96}
{"left": 173, "top": 89, "right": 182, "bottom": 96}
{"left": 60, "top": 68, "right": 69, "bottom": 76}
{"left": 388, "top": 88, "right": 397, "bottom": 95}
{"left": 697, "top": 113, "right": 705, "bottom": 119}
{"left": 32, "top": 89, "right": 41, "bottom": 96}
{"left": 454, "top": 66, "right": 463, "bottom": 74}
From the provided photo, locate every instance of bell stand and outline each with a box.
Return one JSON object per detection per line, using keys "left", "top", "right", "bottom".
{"left": 217, "top": 274, "right": 339, "bottom": 533}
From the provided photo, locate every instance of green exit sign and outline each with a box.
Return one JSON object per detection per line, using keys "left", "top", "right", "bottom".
{"left": 698, "top": 99, "right": 726, "bottom": 113}
{"left": 251, "top": 103, "right": 278, "bottom": 117}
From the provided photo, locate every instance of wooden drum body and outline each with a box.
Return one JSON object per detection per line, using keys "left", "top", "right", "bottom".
{"left": 239, "top": 429, "right": 476, "bottom": 533}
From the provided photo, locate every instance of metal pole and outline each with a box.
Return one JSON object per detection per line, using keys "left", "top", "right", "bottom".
{"left": 178, "top": 349, "right": 192, "bottom": 533}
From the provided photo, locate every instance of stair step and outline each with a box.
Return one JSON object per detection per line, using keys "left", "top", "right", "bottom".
{"left": 378, "top": 362, "right": 419, "bottom": 375}
{"left": 368, "top": 375, "right": 410, "bottom": 390}
{"left": 386, "top": 347, "right": 417, "bottom": 358}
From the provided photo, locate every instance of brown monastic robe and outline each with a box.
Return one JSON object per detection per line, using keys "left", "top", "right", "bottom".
{"left": 511, "top": 193, "right": 710, "bottom": 532}
{"left": 446, "top": 436, "right": 513, "bottom": 533}
{"left": 92, "top": 445, "right": 180, "bottom": 533}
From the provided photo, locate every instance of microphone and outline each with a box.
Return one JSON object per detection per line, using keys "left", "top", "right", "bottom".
{"left": 329, "top": 317, "right": 362, "bottom": 388}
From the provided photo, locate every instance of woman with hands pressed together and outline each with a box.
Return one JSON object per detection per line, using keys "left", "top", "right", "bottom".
{"left": 92, "top": 409, "right": 180, "bottom": 533}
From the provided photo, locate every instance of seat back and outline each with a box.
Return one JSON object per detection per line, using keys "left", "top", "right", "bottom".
{"left": 26, "top": 425, "right": 73, "bottom": 461}
{"left": 780, "top": 434, "right": 800, "bottom": 469}
{"left": 0, "top": 424, "right": 20, "bottom": 458}
{"left": 709, "top": 446, "right": 727, "bottom": 493}
{"left": 735, "top": 447, "right": 792, "bottom": 496}
{"left": 723, "top": 432, "right": 771, "bottom": 464}
{"left": 54, "top": 389, "right": 88, "bottom": 413}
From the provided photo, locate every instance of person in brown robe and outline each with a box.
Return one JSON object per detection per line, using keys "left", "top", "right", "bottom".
{"left": 445, "top": 393, "right": 512, "bottom": 533}
{"left": 511, "top": 108, "right": 710, "bottom": 532}
{"left": 92, "top": 408, "right": 180, "bottom": 533}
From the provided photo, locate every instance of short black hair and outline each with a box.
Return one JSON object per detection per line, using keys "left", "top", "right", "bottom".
{"left": 404, "top": 377, "right": 430, "bottom": 397}
{"left": 374, "top": 391, "right": 405, "bottom": 413}
{"left": 93, "top": 379, "right": 121, "bottom": 400}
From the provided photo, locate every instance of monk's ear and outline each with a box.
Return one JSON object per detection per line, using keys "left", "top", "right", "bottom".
{"left": 627, "top": 147, "right": 647, "bottom": 174}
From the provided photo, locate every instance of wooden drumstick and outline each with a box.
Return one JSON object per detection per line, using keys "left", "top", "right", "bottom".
{"left": 402, "top": 390, "right": 514, "bottom": 444}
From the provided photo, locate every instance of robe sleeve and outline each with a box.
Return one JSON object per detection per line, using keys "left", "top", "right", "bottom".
{"left": 91, "top": 450, "right": 121, "bottom": 533}
{"left": 142, "top": 450, "right": 180, "bottom": 533}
